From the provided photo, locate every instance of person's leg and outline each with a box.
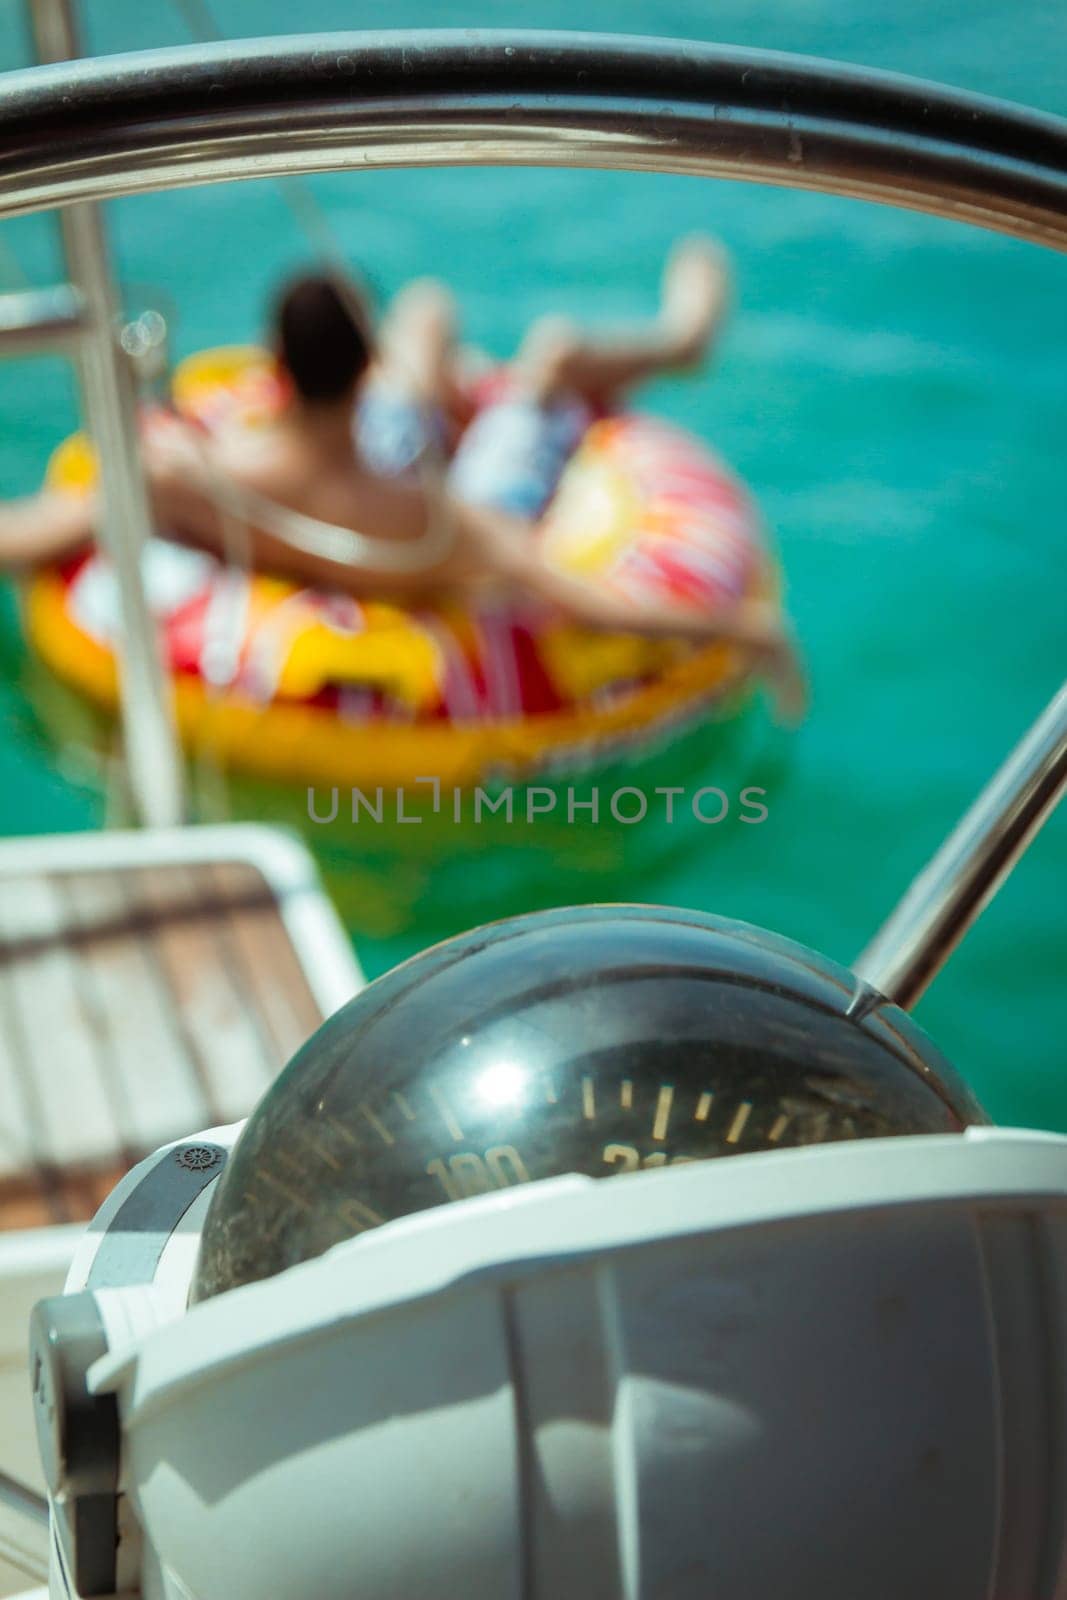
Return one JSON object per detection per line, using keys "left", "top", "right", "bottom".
{"left": 358, "top": 279, "right": 468, "bottom": 478}
{"left": 375, "top": 277, "right": 465, "bottom": 410}
{"left": 514, "top": 236, "right": 732, "bottom": 404}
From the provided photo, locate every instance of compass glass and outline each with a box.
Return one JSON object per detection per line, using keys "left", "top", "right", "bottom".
{"left": 194, "top": 906, "right": 986, "bottom": 1299}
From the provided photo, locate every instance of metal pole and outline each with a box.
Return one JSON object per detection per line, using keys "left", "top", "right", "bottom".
{"left": 0, "top": 33, "right": 1064, "bottom": 250}
{"left": 854, "top": 682, "right": 1067, "bottom": 1009}
{"left": 0, "top": 1465, "right": 48, "bottom": 1585}
{"left": 28, "top": 0, "right": 184, "bottom": 828}
{"left": 0, "top": 1466, "right": 47, "bottom": 1525}
{"left": 0, "top": 283, "right": 87, "bottom": 356}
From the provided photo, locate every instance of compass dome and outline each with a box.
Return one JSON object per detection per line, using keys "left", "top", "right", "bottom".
{"left": 194, "top": 906, "right": 986, "bottom": 1301}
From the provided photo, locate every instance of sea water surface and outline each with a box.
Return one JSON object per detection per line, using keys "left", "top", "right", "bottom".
{"left": 0, "top": 0, "right": 1064, "bottom": 1128}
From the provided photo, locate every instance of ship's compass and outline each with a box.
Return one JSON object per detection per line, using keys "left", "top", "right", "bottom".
{"left": 193, "top": 906, "right": 985, "bottom": 1301}
{"left": 4, "top": 22, "right": 1066, "bottom": 1600}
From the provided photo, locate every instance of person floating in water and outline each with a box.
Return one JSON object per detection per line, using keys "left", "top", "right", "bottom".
{"left": 0, "top": 239, "right": 804, "bottom": 717}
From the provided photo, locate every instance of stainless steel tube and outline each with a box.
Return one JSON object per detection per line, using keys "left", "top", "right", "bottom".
{"left": 0, "top": 32, "right": 1065, "bottom": 248}
{"left": 0, "top": 283, "right": 86, "bottom": 356}
{"left": 0, "top": 1467, "right": 47, "bottom": 1526}
{"left": 854, "top": 682, "right": 1067, "bottom": 1009}
{"left": 0, "top": 1465, "right": 48, "bottom": 1585}
{"left": 0, "top": 25, "right": 1063, "bottom": 892}
{"left": 28, "top": 0, "right": 184, "bottom": 828}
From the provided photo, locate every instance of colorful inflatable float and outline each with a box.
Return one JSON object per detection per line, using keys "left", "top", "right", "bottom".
{"left": 23, "top": 347, "right": 781, "bottom": 932}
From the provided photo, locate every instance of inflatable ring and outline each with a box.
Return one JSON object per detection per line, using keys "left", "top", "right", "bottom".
{"left": 24, "top": 346, "right": 778, "bottom": 793}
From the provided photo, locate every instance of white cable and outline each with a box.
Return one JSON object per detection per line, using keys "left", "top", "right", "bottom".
{"left": 194, "top": 457, "right": 457, "bottom": 574}
{"left": 170, "top": 0, "right": 461, "bottom": 575}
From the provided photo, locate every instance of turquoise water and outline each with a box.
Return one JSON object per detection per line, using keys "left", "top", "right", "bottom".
{"left": 1, "top": 1, "right": 1064, "bottom": 1128}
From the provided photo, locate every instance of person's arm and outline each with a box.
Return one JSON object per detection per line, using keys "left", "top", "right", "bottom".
{"left": 491, "top": 531, "right": 807, "bottom": 721}
{"left": 0, "top": 437, "right": 441, "bottom": 599}
{"left": 0, "top": 442, "right": 237, "bottom": 574}
{"left": 0, "top": 434, "right": 299, "bottom": 579}
{"left": 144, "top": 435, "right": 452, "bottom": 600}
{"left": 0, "top": 488, "right": 98, "bottom": 571}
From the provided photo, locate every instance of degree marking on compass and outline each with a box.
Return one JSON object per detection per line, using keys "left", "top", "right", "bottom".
{"left": 694, "top": 1091, "right": 713, "bottom": 1122}
{"left": 301, "top": 1131, "right": 341, "bottom": 1171}
{"left": 620, "top": 1079, "right": 633, "bottom": 1109}
{"left": 430, "top": 1085, "right": 464, "bottom": 1142}
{"left": 393, "top": 1092, "right": 416, "bottom": 1122}
{"left": 260, "top": 1171, "right": 312, "bottom": 1211}
{"left": 360, "top": 1103, "right": 396, "bottom": 1146}
{"left": 338, "top": 1196, "right": 387, "bottom": 1230}
{"left": 581, "top": 1077, "right": 596, "bottom": 1120}
{"left": 260, "top": 1208, "right": 287, "bottom": 1244}
{"left": 652, "top": 1084, "right": 674, "bottom": 1142}
{"left": 726, "top": 1101, "right": 753, "bottom": 1144}
{"left": 768, "top": 1113, "right": 790, "bottom": 1143}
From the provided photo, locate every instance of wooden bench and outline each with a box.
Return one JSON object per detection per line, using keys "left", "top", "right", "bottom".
{"left": 0, "top": 824, "right": 362, "bottom": 1230}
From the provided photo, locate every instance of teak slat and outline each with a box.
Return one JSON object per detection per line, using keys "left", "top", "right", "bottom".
{"left": 0, "top": 846, "right": 336, "bottom": 1231}
{"left": 0, "top": 875, "right": 123, "bottom": 1169}
{"left": 56, "top": 870, "right": 210, "bottom": 1150}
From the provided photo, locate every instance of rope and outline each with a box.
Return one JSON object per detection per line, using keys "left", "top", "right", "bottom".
{"left": 0, "top": 232, "right": 30, "bottom": 291}
{"left": 192, "top": 454, "right": 457, "bottom": 573}
{"left": 169, "top": 0, "right": 460, "bottom": 579}
{"left": 158, "top": 0, "right": 465, "bottom": 817}
{"left": 0, "top": 1468, "right": 48, "bottom": 1526}
{"left": 170, "top": 0, "right": 366, "bottom": 284}
{"left": 0, "top": 1467, "right": 48, "bottom": 1584}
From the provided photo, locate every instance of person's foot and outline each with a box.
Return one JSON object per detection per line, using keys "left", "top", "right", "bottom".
{"left": 761, "top": 620, "right": 809, "bottom": 726}
{"left": 378, "top": 278, "right": 461, "bottom": 404}
{"left": 658, "top": 236, "right": 732, "bottom": 367}
{"left": 513, "top": 314, "right": 584, "bottom": 402}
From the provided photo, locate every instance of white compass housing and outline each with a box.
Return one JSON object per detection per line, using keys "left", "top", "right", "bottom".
{"left": 32, "top": 1126, "right": 1067, "bottom": 1600}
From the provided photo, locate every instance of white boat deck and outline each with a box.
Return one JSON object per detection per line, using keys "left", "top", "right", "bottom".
{"left": 0, "top": 824, "right": 361, "bottom": 1230}
{"left": 0, "top": 824, "right": 362, "bottom": 1596}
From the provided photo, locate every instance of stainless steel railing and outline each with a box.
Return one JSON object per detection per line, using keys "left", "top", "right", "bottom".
{"left": 854, "top": 681, "right": 1067, "bottom": 1007}
{"left": 0, "top": 32, "right": 1064, "bottom": 246}
{"left": 0, "top": 282, "right": 86, "bottom": 355}
{"left": 0, "top": 28, "right": 1064, "bottom": 1000}
{"left": 14, "top": 0, "right": 185, "bottom": 828}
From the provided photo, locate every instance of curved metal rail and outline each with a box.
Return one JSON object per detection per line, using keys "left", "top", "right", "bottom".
{"left": 0, "top": 27, "right": 1064, "bottom": 1003}
{"left": 855, "top": 682, "right": 1067, "bottom": 1008}
{"left": 0, "top": 31, "right": 1065, "bottom": 247}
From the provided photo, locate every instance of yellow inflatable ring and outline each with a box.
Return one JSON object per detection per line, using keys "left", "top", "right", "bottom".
{"left": 24, "top": 347, "right": 777, "bottom": 791}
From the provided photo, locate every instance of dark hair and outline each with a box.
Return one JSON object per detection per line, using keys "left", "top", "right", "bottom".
{"left": 273, "top": 273, "right": 373, "bottom": 402}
